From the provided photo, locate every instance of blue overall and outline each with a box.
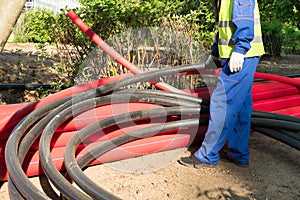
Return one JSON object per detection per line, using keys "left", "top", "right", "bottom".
{"left": 193, "top": 0, "right": 262, "bottom": 165}
{"left": 194, "top": 57, "right": 259, "bottom": 165}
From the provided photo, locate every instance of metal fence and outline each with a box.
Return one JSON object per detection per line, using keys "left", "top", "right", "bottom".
{"left": 23, "top": 0, "right": 35, "bottom": 12}
{"left": 23, "top": 0, "right": 81, "bottom": 12}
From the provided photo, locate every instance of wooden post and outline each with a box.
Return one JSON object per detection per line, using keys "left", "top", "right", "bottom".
{"left": 0, "top": 0, "right": 27, "bottom": 52}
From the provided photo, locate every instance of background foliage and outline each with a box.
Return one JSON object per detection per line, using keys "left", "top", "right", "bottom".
{"left": 259, "top": 0, "right": 300, "bottom": 55}
{"left": 14, "top": 8, "right": 55, "bottom": 43}
{"left": 12, "top": 0, "right": 300, "bottom": 83}
{"left": 14, "top": 0, "right": 300, "bottom": 56}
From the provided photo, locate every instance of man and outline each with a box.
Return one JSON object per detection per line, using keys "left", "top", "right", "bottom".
{"left": 179, "top": 0, "right": 265, "bottom": 167}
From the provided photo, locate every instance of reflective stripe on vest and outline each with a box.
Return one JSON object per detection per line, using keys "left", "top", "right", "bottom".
{"left": 218, "top": 0, "right": 265, "bottom": 58}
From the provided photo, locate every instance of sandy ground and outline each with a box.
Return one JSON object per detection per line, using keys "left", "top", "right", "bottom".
{"left": 0, "top": 43, "right": 299, "bottom": 200}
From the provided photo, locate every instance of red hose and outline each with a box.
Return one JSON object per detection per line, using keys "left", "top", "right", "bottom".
{"left": 66, "top": 10, "right": 186, "bottom": 94}
{"left": 254, "top": 72, "right": 300, "bottom": 88}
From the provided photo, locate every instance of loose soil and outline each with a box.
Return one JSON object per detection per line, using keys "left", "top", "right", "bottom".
{"left": 0, "top": 43, "right": 299, "bottom": 200}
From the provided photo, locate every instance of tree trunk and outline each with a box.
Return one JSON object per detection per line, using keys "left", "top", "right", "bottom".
{"left": 0, "top": 0, "right": 27, "bottom": 52}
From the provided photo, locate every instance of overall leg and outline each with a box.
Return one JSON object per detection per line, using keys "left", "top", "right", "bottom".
{"left": 227, "top": 57, "right": 259, "bottom": 164}
{"left": 193, "top": 57, "right": 259, "bottom": 165}
{"left": 227, "top": 93, "right": 252, "bottom": 165}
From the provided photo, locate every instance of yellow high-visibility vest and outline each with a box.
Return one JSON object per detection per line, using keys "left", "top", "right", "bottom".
{"left": 218, "top": 0, "right": 265, "bottom": 58}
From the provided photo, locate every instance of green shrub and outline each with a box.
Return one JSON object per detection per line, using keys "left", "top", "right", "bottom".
{"left": 282, "top": 25, "right": 300, "bottom": 54}
{"left": 13, "top": 8, "right": 56, "bottom": 43}
{"left": 13, "top": 0, "right": 216, "bottom": 53}
{"left": 261, "top": 21, "right": 283, "bottom": 56}
{"left": 180, "top": 0, "right": 215, "bottom": 50}
{"left": 12, "top": 14, "right": 29, "bottom": 43}
{"left": 259, "top": 0, "right": 300, "bottom": 55}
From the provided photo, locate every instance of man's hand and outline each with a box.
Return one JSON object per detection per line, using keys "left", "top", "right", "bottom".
{"left": 229, "top": 52, "right": 244, "bottom": 72}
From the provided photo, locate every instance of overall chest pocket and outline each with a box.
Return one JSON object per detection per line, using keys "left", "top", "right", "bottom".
{"left": 236, "top": 0, "right": 253, "bottom": 17}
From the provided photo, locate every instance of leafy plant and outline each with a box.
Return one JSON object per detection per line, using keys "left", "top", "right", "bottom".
{"left": 282, "top": 25, "right": 300, "bottom": 54}
{"left": 259, "top": 0, "right": 300, "bottom": 55}
{"left": 261, "top": 21, "right": 283, "bottom": 56}
{"left": 13, "top": 8, "right": 56, "bottom": 43}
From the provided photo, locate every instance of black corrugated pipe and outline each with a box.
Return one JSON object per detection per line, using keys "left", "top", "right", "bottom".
{"left": 252, "top": 110, "right": 300, "bottom": 150}
{"left": 252, "top": 127, "right": 300, "bottom": 150}
{"left": 0, "top": 84, "right": 53, "bottom": 90}
{"left": 0, "top": 84, "right": 70, "bottom": 90}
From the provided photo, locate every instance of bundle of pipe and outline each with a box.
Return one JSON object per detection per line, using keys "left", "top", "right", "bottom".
{"left": 2, "top": 67, "right": 299, "bottom": 199}
{"left": 5, "top": 64, "right": 209, "bottom": 199}
{"left": 1, "top": 70, "right": 299, "bottom": 178}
